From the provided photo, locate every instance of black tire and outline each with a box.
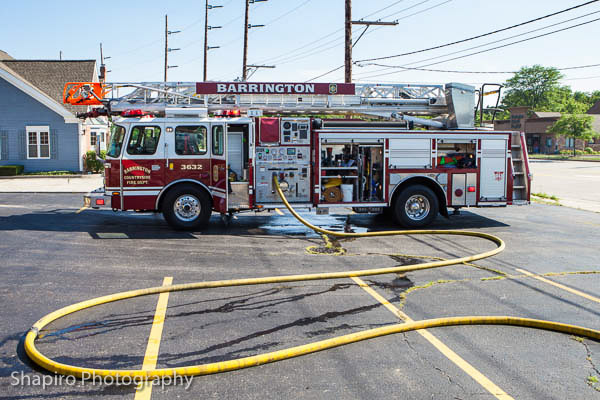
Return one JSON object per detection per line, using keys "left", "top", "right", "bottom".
{"left": 161, "top": 184, "right": 212, "bottom": 230}
{"left": 393, "top": 184, "right": 439, "bottom": 228}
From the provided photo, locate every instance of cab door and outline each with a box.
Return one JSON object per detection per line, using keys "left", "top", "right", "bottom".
{"left": 164, "top": 123, "right": 211, "bottom": 191}
{"left": 120, "top": 123, "right": 165, "bottom": 210}
{"left": 210, "top": 122, "right": 228, "bottom": 213}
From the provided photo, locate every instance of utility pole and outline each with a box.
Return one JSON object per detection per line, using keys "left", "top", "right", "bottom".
{"left": 203, "top": 1, "right": 223, "bottom": 82}
{"left": 99, "top": 43, "right": 105, "bottom": 83}
{"left": 246, "top": 64, "right": 275, "bottom": 80}
{"left": 164, "top": 15, "right": 181, "bottom": 82}
{"left": 164, "top": 15, "right": 168, "bottom": 82}
{"left": 344, "top": 0, "right": 352, "bottom": 83}
{"left": 344, "top": 0, "right": 397, "bottom": 83}
{"left": 242, "top": 0, "right": 267, "bottom": 81}
{"left": 99, "top": 43, "right": 111, "bottom": 83}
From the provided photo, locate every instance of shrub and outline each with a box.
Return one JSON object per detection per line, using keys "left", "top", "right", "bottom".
{"left": 584, "top": 147, "right": 594, "bottom": 154}
{"left": 84, "top": 151, "right": 104, "bottom": 173}
{"left": 559, "top": 150, "right": 572, "bottom": 156}
{"left": 0, "top": 165, "right": 24, "bottom": 176}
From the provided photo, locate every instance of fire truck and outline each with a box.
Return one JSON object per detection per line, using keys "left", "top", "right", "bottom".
{"left": 64, "top": 80, "right": 531, "bottom": 230}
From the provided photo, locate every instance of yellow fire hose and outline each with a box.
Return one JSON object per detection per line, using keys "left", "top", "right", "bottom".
{"left": 24, "top": 177, "right": 600, "bottom": 380}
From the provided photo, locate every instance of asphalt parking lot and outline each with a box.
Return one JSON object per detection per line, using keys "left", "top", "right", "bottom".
{"left": 0, "top": 194, "right": 599, "bottom": 399}
{"left": 530, "top": 160, "right": 600, "bottom": 213}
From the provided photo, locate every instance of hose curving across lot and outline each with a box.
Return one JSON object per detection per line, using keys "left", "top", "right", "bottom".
{"left": 24, "top": 177, "right": 600, "bottom": 380}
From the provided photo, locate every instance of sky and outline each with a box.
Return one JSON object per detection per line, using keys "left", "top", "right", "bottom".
{"left": 2, "top": 0, "right": 600, "bottom": 95}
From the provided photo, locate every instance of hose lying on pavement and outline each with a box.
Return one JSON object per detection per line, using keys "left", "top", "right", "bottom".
{"left": 24, "top": 177, "right": 600, "bottom": 380}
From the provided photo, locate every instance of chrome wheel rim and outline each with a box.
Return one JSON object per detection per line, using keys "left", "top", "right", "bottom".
{"left": 174, "top": 195, "right": 201, "bottom": 222}
{"left": 405, "top": 195, "right": 430, "bottom": 221}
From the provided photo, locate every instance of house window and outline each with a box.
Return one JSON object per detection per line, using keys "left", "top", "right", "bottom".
{"left": 27, "top": 126, "right": 50, "bottom": 159}
{"left": 91, "top": 131, "right": 98, "bottom": 146}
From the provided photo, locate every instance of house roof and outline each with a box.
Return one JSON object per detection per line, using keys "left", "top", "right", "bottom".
{"left": 0, "top": 50, "right": 13, "bottom": 60}
{"left": 1, "top": 60, "right": 96, "bottom": 114}
{"left": 588, "top": 101, "right": 600, "bottom": 115}
{"left": 0, "top": 61, "right": 78, "bottom": 123}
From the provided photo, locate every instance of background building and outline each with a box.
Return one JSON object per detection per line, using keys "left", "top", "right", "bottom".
{"left": 0, "top": 51, "right": 107, "bottom": 172}
{"left": 495, "top": 105, "right": 600, "bottom": 154}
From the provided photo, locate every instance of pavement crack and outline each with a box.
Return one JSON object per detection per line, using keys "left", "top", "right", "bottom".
{"left": 571, "top": 336, "right": 600, "bottom": 392}
{"left": 401, "top": 333, "right": 467, "bottom": 392}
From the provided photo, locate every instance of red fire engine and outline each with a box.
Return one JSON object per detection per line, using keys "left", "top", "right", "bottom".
{"left": 64, "top": 80, "right": 531, "bottom": 230}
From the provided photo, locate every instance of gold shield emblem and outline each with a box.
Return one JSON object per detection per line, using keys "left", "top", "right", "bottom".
{"left": 329, "top": 83, "right": 338, "bottom": 95}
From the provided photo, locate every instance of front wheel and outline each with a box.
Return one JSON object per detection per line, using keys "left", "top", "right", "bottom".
{"left": 162, "top": 185, "right": 212, "bottom": 230}
{"left": 393, "top": 185, "right": 439, "bottom": 228}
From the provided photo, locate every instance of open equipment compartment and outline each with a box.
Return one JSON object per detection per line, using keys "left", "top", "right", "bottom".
{"left": 319, "top": 139, "right": 384, "bottom": 204}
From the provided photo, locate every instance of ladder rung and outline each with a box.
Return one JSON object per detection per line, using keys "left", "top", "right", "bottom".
{"left": 511, "top": 145, "right": 521, "bottom": 148}
{"left": 514, "top": 172, "right": 524, "bottom": 175}
{"left": 513, "top": 159, "right": 523, "bottom": 162}
{"left": 513, "top": 185, "right": 526, "bottom": 189}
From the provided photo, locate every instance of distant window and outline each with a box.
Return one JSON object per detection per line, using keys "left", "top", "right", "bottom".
{"left": 26, "top": 126, "right": 50, "bottom": 159}
{"left": 546, "top": 138, "right": 552, "bottom": 147}
{"left": 126, "top": 126, "right": 161, "bottom": 155}
{"left": 91, "top": 131, "right": 98, "bottom": 146}
{"left": 212, "top": 125, "right": 224, "bottom": 156}
{"left": 175, "top": 126, "right": 207, "bottom": 155}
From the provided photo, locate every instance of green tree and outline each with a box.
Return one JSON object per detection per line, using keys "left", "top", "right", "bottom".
{"left": 547, "top": 114, "right": 598, "bottom": 156}
{"left": 502, "top": 65, "right": 564, "bottom": 111}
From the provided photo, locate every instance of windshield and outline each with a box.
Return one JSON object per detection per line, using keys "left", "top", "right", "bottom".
{"left": 107, "top": 124, "right": 126, "bottom": 158}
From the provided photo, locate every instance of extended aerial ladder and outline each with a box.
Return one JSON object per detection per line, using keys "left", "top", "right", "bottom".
{"left": 64, "top": 81, "right": 485, "bottom": 129}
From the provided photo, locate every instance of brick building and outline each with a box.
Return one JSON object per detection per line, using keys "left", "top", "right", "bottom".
{"left": 494, "top": 105, "right": 600, "bottom": 154}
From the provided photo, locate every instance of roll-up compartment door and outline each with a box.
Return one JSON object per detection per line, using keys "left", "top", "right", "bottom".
{"left": 480, "top": 139, "right": 507, "bottom": 201}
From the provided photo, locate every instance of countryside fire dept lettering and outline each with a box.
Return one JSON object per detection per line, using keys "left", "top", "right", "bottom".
{"left": 124, "top": 165, "right": 151, "bottom": 185}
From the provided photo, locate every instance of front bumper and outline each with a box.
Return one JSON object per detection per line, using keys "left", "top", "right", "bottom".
{"left": 84, "top": 187, "right": 112, "bottom": 209}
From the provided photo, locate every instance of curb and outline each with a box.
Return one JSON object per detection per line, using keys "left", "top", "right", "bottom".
{"left": 0, "top": 175, "right": 103, "bottom": 179}
{"left": 529, "top": 158, "right": 600, "bottom": 163}
{"left": 0, "top": 191, "right": 90, "bottom": 194}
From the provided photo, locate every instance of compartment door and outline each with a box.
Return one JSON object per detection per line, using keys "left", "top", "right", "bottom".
{"left": 479, "top": 139, "right": 507, "bottom": 201}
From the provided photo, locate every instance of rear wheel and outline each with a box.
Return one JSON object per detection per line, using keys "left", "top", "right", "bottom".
{"left": 393, "top": 184, "right": 439, "bottom": 228}
{"left": 162, "top": 185, "right": 212, "bottom": 230}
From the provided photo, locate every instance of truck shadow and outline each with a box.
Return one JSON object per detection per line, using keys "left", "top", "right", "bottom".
{"left": 0, "top": 208, "right": 508, "bottom": 240}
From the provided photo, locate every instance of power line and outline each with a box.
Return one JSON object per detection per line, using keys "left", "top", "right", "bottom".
{"left": 262, "top": 0, "right": 314, "bottom": 26}
{"left": 358, "top": 16, "right": 600, "bottom": 80}
{"left": 302, "top": 0, "right": 454, "bottom": 82}
{"left": 354, "top": 10, "right": 600, "bottom": 78}
{"left": 305, "top": 65, "right": 345, "bottom": 82}
{"left": 563, "top": 75, "right": 600, "bottom": 81}
{"left": 355, "top": 0, "right": 600, "bottom": 63}
{"left": 354, "top": 62, "right": 600, "bottom": 75}
{"left": 253, "top": 0, "right": 450, "bottom": 68}
{"left": 359, "top": 0, "right": 409, "bottom": 20}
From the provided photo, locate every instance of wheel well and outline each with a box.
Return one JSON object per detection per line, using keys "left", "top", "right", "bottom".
{"left": 390, "top": 177, "right": 448, "bottom": 217}
{"left": 156, "top": 181, "right": 213, "bottom": 211}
